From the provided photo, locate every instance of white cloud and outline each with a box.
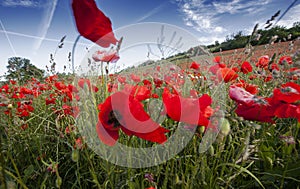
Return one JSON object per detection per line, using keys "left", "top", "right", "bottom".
{"left": 212, "top": 0, "right": 271, "bottom": 14}
{"left": 198, "top": 36, "right": 226, "bottom": 45}
{"left": 214, "top": 26, "right": 225, "bottom": 33}
{"left": 1, "top": 0, "right": 40, "bottom": 8}
{"left": 176, "top": 0, "right": 275, "bottom": 43}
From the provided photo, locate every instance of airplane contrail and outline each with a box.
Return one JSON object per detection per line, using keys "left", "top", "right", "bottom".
{"left": 33, "top": 0, "right": 58, "bottom": 51}
{"left": 0, "top": 29, "right": 89, "bottom": 46}
{"left": 0, "top": 19, "right": 17, "bottom": 56}
{"left": 136, "top": 3, "right": 167, "bottom": 23}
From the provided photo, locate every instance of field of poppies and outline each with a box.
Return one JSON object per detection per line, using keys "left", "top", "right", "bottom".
{"left": 1, "top": 0, "right": 300, "bottom": 188}
{"left": 1, "top": 37, "right": 300, "bottom": 188}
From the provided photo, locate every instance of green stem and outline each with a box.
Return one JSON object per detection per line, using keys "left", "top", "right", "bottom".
{"left": 72, "top": 35, "right": 81, "bottom": 74}
{"left": 84, "top": 150, "right": 101, "bottom": 188}
{"left": 2, "top": 169, "right": 29, "bottom": 189}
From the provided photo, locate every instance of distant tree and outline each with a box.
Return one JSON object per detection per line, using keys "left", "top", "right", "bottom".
{"left": 215, "top": 40, "right": 220, "bottom": 46}
{"left": 232, "top": 31, "right": 244, "bottom": 40}
{"left": 288, "top": 22, "right": 300, "bottom": 39}
{"left": 5, "top": 57, "right": 45, "bottom": 84}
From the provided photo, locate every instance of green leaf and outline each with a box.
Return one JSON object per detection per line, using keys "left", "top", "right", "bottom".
{"left": 218, "top": 162, "right": 265, "bottom": 189}
{"left": 23, "top": 165, "right": 34, "bottom": 177}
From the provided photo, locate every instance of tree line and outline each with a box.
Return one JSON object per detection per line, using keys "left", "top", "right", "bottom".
{"left": 207, "top": 22, "right": 300, "bottom": 53}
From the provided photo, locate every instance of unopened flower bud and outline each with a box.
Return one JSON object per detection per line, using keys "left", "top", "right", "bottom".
{"left": 208, "top": 145, "right": 214, "bottom": 156}
{"left": 199, "top": 126, "right": 206, "bottom": 133}
{"left": 220, "top": 118, "right": 230, "bottom": 136}
{"left": 55, "top": 176, "right": 62, "bottom": 188}
{"left": 71, "top": 149, "right": 79, "bottom": 162}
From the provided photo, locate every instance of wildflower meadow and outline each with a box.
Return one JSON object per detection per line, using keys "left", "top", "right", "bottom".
{"left": 1, "top": 0, "right": 300, "bottom": 188}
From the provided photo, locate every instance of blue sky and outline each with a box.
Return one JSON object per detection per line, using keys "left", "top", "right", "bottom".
{"left": 0, "top": 0, "right": 299, "bottom": 78}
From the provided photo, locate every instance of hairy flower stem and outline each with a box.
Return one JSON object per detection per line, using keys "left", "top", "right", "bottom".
{"left": 72, "top": 35, "right": 81, "bottom": 74}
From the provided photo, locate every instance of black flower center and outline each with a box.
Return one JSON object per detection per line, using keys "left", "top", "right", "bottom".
{"left": 107, "top": 110, "right": 122, "bottom": 128}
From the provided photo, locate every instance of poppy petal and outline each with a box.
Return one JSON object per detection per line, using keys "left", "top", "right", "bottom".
{"left": 162, "top": 87, "right": 212, "bottom": 127}
{"left": 96, "top": 121, "right": 119, "bottom": 146}
{"left": 98, "top": 91, "right": 169, "bottom": 145}
{"left": 229, "top": 85, "right": 257, "bottom": 106}
{"left": 122, "top": 126, "right": 169, "bottom": 144}
{"left": 72, "top": 0, "right": 118, "bottom": 47}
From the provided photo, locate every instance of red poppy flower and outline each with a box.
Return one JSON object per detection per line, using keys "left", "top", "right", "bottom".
{"left": 273, "top": 103, "right": 300, "bottom": 122}
{"left": 249, "top": 74, "right": 257, "bottom": 80}
{"left": 68, "top": 84, "right": 79, "bottom": 93}
{"left": 107, "top": 83, "right": 118, "bottom": 93}
{"left": 240, "top": 61, "right": 252, "bottom": 74}
{"left": 20, "top": 124, "right": 28, "bottom": 130}
{"left": 233, "top": 80, "right": 259, "bottom": 95}
{"left": 152, "top": 93, "right": 159, "bottom": 98}
{"left": 213, "top": 56, "right": 221, "bottom": 63}
{"left": 130, "top": 74, "right": 141, "bottom": 83}
{"left": 229, "top": 85, "right": 258, "bottom": 106}
{"left": 142, "top": 79, "right": 152, "bottom": 89}
{"left": 74, "top": 137, "right": 84, "bottom": 150}
{"left": 234, "top": 102, "right": 275, "bottom": 123}
{"left": 9, "top": 80, "right": 16, "bottom": 85}
{"left": 37, "top": 83, "right": 48, "bottom": 91}
{"left": 11, "top": 92, "right": 25, "bottom": 99}
{"left": 71, "top": 0, "right": 118, "bottom": 47}
{"left": 272, "top": 82, "right": 300, "bottom": 104}
{"left": 270, "top": 63, "right": 280, "bottom": 71}
{"left": 209, "top": 63, "right": 226, "bottom": 75}
{"left": 122, "top": 85, "right": 152, "bottom": 102}
{"left": 1, "top": 84, "right": 10, "bottom": 93}
{"left": 156, "top": 66, "right": 161, "bottom": 71}
{"left": 264, "top": 74, "right": 273, "bottom": 82}
{"left": 45, "top": 75, "right": 58, "bottom": 83}
{"left": 78, "top": 78, "right": 98, "bottom": 92}
{"left": 244, "top": 84, "right": 258, "bottom": 95}
{"left": 62, "top": 105, "right": 80, "bottom": 118}
{"left": 20, "top": 87, "right": 33, "bottom": 95}
{"left": 217, "top": 68, "right": 238, "bottom": 83}
{"left": 256, "top": 55, "right": 269, "bottom": 69}
{"left": 287, "top": 67, "right": 300, "bottom": 80}
{"left": 162, "top": 87, "right": 213, "bottom": 127}
{"left": 97, "top": 89, "right": 169, "bottom": 146}
{"left": 232, "top": 66, "right": 240, "bottom": 73}
{"left": 229, "top": 86, "right": 275, "bottom": 122}
{"left": 154, "top": 78, "right": 163, "bottom": 88}
{"left": 46, "top": 97, "right": 56, "bottom": 105}
{"left": 278, "top": 55, "right": 293, "bottom": 65}
{"left": 190, "top": 61, "right": 200, "bottom": 70}
{"left": 17, "top": 103, "right": 34, "bottom": 117}
{"left": 92, "top": 49, "right": 120, "bottom": 63}
{"left": 117, "top": 76, "right": 126, "bottom": 84}
{"left": 55, "top": 82, "right": 67, "bottom": 90}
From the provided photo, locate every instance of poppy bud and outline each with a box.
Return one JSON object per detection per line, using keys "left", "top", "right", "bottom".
{"left": 199, "top": 126, "right": 206, "bottom": 133}
{"left": 55, "top": 176, "right": 62, "bottom": 188}
{"left": 7, "top": 104, "right": 13, "bottom": 109}
{"left": 208, "top": 145, "right": 214, "bottom": 156}
{"left": 228, "top": 134, "right": 232, "bottom": 143}
{"left": 220, "top": 118, "right": 230, "bottom": 136}
{"left": 71, "top": 149, "right": 80, "bottom": 162}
